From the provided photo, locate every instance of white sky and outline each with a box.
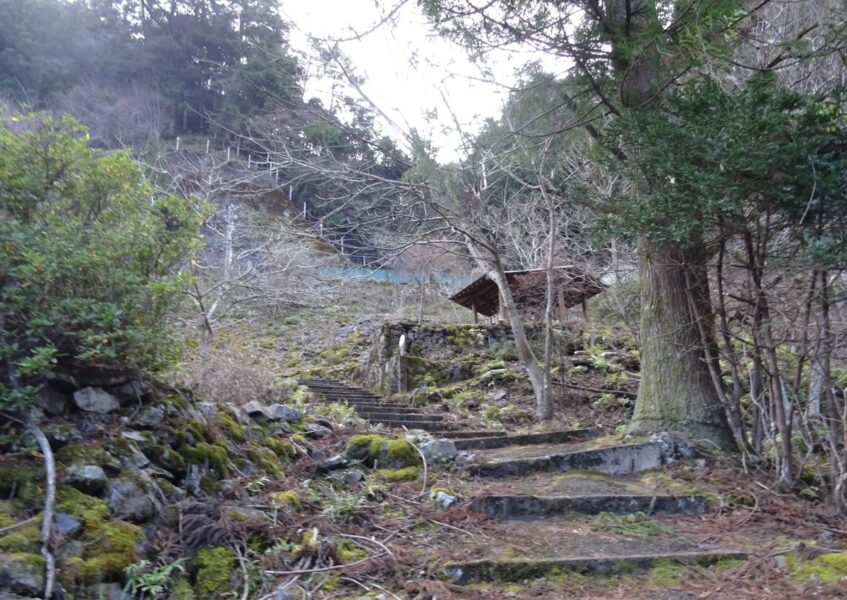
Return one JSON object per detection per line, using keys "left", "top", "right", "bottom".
{"left": 280, "top": 1, "right": 561, "bottom": 160}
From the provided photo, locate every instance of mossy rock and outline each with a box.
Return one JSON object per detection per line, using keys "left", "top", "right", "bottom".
{"left": 217, "top": 406, "right": 248, "bottom": 443}
{"left": 270, "top": 491, "right": 301, "bottom": 510}
{"left": 194, "top": 546, "right": 236, "bottom": 599}
{"left": 144, "top": 444, "right": 188, "bottom": 477}
{"left": 377, "top": 466, "right": 420, "bottom": 482}
{"left": 260, "top": 437, "right": 296, "bottom": 462}
{"left": 0, "top": 461, "right": 43, "bottom": 509}
{"left": 344, "top": 435, "right": 421, "bottom": 469}
{"left": 55, "top": 444, "right": 121, "bottom": 475}
{"left": 182, "top": 443, "right": 230, "bottom": 478}
{"left": 55, "top": 484, "right": 144, "bottom": 587}
{"left": 384, "top": 439, "right": 421, "bottom": 468}
{"left": 345, "top": 434, "right": 387, "bottom": 464}
{"left": 0, "top": 552, "right": 45, "bottom": 596}
{"left": 249, "top": 447, "right": 285, "bottom": 479}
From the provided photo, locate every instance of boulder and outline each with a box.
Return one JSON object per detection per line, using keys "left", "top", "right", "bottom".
{"left": 132, "top": 406, "right": 164, "bottom": 428}
{"left": 0, "top": 553, "right": 45, "bottom": 597}
{"left": 73, "top": 387, "right": 121, "bottom": 414}
{"left": 111, "top": 378, "right": 151, "bottom": 403}
{"left": 419, "top": 439, "right": 458, "bottom": 465}
{"left": 341, "top": 468, "right": 365, "bottom": 485}
{"left": 45, "top": 424, "right": 81, "bottom": 449}
{"left": 37, "top": 385, "right": 68, "bottom": 416}
{"left": 107, "top": 479, "right": 156, "bottom": 523}
{"left": 650, "top": 432, "right": 697, "bottom": 464}
{"left": 304, "top": 423, "right": 332, "bottom": 439}
{"left": 321, "top": 455, "right": 348, "bottom": 471}
{"left": 54, "top": 512, "right": 82, "bottom": 540}
{"left": 265, "top": 404, "right": 302, "bottom": 423}
{"left": 243, "top": 400, "right": 267, "bottom": 418}
{"left": 488, "top": 389, "right": 508, "bottom": 405}
{"left": 66, "top": 464, "right": 107, "bottom": 495}
{"left": 433, "top": 490, "right": 458, "bottom": 509}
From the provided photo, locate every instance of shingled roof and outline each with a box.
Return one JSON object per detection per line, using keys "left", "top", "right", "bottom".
{"left": 448, "top": 266, "right": 605, "bottom": 318}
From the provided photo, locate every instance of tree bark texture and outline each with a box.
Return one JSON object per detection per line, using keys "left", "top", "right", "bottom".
{"left": 629, "top": 239, "right": 735, "bottom": 449}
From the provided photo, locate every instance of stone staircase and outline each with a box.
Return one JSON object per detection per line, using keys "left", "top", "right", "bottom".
{"left": 299, "top": 378, "right": 504, "bottom": 438}
{"left": 446, "top": 430, "right": 747, "bottom": 585}
{"left": 301, "top": 378, "right": 747, "bottom": 587}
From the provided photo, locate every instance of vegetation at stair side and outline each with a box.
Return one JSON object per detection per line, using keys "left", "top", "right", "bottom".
{"left": 0, "top": 114, "right": 207, "bottom": 419}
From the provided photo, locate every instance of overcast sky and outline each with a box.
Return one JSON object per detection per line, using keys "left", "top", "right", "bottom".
{"left": 281, "top": 1, "right": 560, "bottom": 160}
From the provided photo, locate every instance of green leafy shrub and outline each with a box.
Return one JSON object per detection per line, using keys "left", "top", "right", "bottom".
{"left": 0, "top": 114, "right": 208, "bottom": 414}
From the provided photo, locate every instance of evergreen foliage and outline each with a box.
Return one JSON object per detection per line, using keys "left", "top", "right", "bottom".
{"left": 0, "top": 114, "right": 207, "bottom": 412}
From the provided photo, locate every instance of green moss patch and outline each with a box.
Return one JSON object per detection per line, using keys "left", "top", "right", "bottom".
{"left": 336, "top": 539, "right": 367, "bottom": 563}
{"left": 0, "top": 516, "right": 41, "bottom": 553}
{"left": 377, "top": 466, "right": 420, "bottom": 482}
{"left": 183, "top": 443, "right": 230, "bottom": 478}
{"left": 270, "top": 491, "right": 301, "bottom": 510}
{"left": 195, "top": 546, "right": 236, "bottom": 599}
{"left": 794, "top": 551, "right": 847, "bottom": 583}
{"left": 344, "top": 435, "right": 421, "bottom": 469}
{"left": 249, "top": 446, "right": 285, "bottom": 479}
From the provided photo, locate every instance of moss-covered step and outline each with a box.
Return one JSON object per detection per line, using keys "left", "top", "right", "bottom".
{"left": 473, "top": 493, "right": 708, "bottom": 520}
{"left": 432, "top": 430, "right": 507, "bottom": 439}
{"left": 470, "top": 471, "right": 708, "bottom": 520}
{"left": 345, "top": 405, "right": 425, "bottom": 415}
{"left": 453, "top": 428, "right": 597, "bottom": 451}
{"left": 313, "top": 391, "right": 382, "bottom": 400}
{"left": 443, "top": 551, "right": 747, "bottom": 584}
{"left": 464, "top": 440, "right": 663, "bottom": 477}
{"left": 368, "top": 418, "right": 446, "bottom": 431}
{"left": 358, "top": 412, "right": 443, "bottom": 422}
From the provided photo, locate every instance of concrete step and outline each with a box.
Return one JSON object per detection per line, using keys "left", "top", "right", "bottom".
{"left": 358, "top": 412, "right": 443, "bottom": 422}
{"left": 453, "top": 428, "right": 596, "bottom": 451}
{"left": 472, "top": 493, "right": 709, "bottom": 520}
{"left": 370, "top": 419, "right": 445, "bottom": 431}
{"left": 312, "top": 391, "right": 381, "bottom": 399}
{"left": 325, "top": 397, "right": 398, "bottom": 405}
{"left": 433, "top": 430, "right": 507, "bottom": 439}
{"left": 469, "top": 471, "right": 708, "bottom": 520}
{"left": 342, "top": 404, "right": 423, "bottom": 413}
{"left": 444, "top": 551, "right": 746, "bottom": 584}
{"left": 465, "top": 441, "right": 664, "bottom": 478}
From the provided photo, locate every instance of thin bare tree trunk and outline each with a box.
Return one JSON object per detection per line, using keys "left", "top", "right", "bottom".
{"left": 540, "top": 192, "right": 557, "bottom": 420}
{"left": 465, "top": 237, "right": 546, "bottom": 417}
{"left": 28, "top": 420, "right": 56, "bottom": 599}
{"left": 744, "top": 228, "right": 794, "bottom": 487}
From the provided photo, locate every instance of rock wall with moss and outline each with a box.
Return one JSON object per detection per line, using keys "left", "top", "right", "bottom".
{"left": 363, "top": 321, "right": 578, "bottom": 393}
{"left": 0, "top": 374, "right": 317, "bottom": 599}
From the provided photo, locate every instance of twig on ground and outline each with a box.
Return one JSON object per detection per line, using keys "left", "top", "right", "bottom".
{"left": 339, "top": 532, "right": 395, "bottom": 559}
{"left": 266, "top": 552, "right": 387, "bottom": 576}
{"left": 0, "top": 515, "right": 38, "bottom": 535}
{"left": 428, "top": 518, "right": 480, "bottom": 539}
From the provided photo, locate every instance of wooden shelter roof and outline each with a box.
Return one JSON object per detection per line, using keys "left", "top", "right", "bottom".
{"left": 448, "top": 266, "right": 605, "bottom": 317}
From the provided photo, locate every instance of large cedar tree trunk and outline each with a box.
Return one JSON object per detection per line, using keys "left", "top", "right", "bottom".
{"left": 605, "top": 0, "right": 735, "bottom": 448}
{"left": 628, "top": 240, "right": 734, "bottom": 448}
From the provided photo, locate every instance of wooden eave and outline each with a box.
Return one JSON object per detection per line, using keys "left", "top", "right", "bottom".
{"left": 448, "top": 266, "right": 606, "bottom": 317}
